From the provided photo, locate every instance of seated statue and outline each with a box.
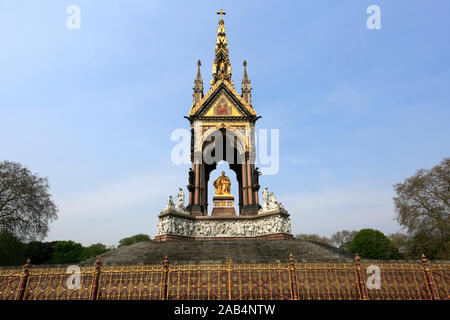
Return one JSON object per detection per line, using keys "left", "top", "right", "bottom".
{"left": 213, "top": 171, "right": 231, "bottom": 195}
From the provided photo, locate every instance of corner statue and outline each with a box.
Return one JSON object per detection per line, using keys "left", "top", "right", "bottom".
{"left": 213, "top": 171, "right": 231, "bottom": 195}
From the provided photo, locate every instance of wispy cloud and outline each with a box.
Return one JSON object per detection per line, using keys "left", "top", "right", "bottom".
{"left": 56, "top": 169, "right": 178, "bottom": 218}
{"left": 280, "top": 182, "right": 401, "bottom": 237}
{"left": 284, "top": 156, "right": 308, "bottom": 165}
{"left": 47, "top": 166, "right": 185, "bottom": 246}
{"left": 313, "top": 85, "right": 369, "bottom": 114}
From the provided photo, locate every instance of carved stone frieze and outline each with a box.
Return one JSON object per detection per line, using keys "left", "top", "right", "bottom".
{"left": 157, "top": 212, "right": 291, "bottom": 238}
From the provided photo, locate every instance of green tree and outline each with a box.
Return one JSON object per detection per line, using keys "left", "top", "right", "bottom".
{"left": 0, "top": 229, "right": 25, "bottom": 266}
{"left": 24, "top": 241, "right": 55, "bottom": 265}
{"left": 81, "top": 243, "right": 110, "bottom": 261}
{"left": 118, "top": 234, "right": 151, "bottom": 248}
{"left": 393, "top": 158, "right": 450, "bottom": 259}
{"left": 50, "top": 241, "right": 84, "bottom": 264}
{"left": 348, "top": 229, "right": 400, "bottom": 259}
{"left": 0, "top": 161, "right": 58, "bottom": 241}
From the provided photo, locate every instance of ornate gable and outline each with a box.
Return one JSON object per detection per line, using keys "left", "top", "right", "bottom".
{"left": 189, "top": 80, "right": 256, "bottom": 119}
{"left": 204, "top": 93, "right": 242, "bottom": 117}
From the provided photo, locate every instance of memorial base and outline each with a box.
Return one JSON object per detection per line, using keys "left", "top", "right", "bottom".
{"left": 211, "top": 195, "right": 236, "bottom": 216}
{"left": 155, "top": 209, "right": 292, "bottom": 241}
{"left": 154, "top": 233, "right": 293, "bottom": 242}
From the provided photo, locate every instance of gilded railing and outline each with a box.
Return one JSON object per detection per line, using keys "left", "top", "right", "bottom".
{"left": 294, "top": 263, "right": 359, "bottom": 300}
{"left": 166, "top": 260, "right": 291, "bottom": 300}
{"left": 360, "top": 262, "right": 431, "bottom": 300}
{"left": 96, "top": 265, "right": 164, "bottom": 300}
{"left": 0, "top": 254, "right": 448, "bottom": 300}
{"left": 429, "top": 263, "right": 450, "bottom": 300}
{"left": 24, "top": 266, "right": 96, "bottom": 300}
{"left": 0, "top": 268, "right": 21, "bottom": 300}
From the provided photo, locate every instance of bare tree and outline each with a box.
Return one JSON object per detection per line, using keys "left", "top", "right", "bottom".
{"left": 0, "top": 161, "right": 58, "bottom": 241}
{"left": 393, "top": 158, "right": 450, "bottom": 259}
{"left": 330, "top": 230, "right": 358, "bottom": 250}
{"left": 295, "top": 234, "right": 332, "bottom": 246}
{"left": 388, "top": 232, "right": 410, "bottom": 255}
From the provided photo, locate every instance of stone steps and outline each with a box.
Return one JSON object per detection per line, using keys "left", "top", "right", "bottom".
{"left": 81, "top": 239, "right": 354, "bottom": 266}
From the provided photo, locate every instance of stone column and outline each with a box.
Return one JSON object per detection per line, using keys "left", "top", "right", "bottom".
{"left": 238, "top": 178, "right": 243, "bottom": 213}
{"left": 246, "top": 160, "right": 253, "bottom": 205}
{"left": 188, "top": 187, "right": 193, "bottom": 206}
{"left": 241, "top": 162, "right": 247, "bottom": 207}
{"left": 205, "top": 180, "right": 209, "bottom": 215}
{"left": 201, "top": 163, "right": 206, "bottom": 215}
{"left": 188, "top": 165, "right": 194, "bottom": 207}
{"left": 194, "top": 163, "right": 200, "bottom": 205}
{"left": 254, "top": 185, "right": 259, "bottom": 206}
{"left": 190, "top": 152, "right": 203, "bottom": 216}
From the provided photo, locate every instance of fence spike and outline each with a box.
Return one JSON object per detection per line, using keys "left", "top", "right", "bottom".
{"left": 354, "top": 253, "right": 368, "bottom": 300}
{"left": 162, "top": 256, "right": 170, "bottom": 300}
{"left": 289, "top": 253, "right": 298, "bottom": 300}
{"left": 421, "top": 254, "right": 439, "bottom": 300}
{"left": 15, "top": 259, "right": 31, "bottom": 300}
{"left": 90, "top": 257, "right": 102, "bottom": 300}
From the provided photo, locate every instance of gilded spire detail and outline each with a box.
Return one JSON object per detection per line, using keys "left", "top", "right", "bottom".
{"left": 241, "top": 60, "right": 252, "bottom": 104}
{"left": 193, "top": 60, "right": 203, "bottom": 104}
{"left": 211, "top": 9, "right": 233, "bottom": 85}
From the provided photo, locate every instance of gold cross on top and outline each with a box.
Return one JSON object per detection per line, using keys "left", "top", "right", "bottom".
{"left": 217, "top": 9, "right": 226, "bottom": 20}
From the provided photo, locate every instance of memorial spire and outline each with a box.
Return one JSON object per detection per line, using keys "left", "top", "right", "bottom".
{"left": 193, "top": 60, "right": 203, "bottom": 104}
{"left": 211, "top": 9, "right": 233, "bottom": 85}
{"left": 241, "top": 60, "right": 252, "bottom": 104}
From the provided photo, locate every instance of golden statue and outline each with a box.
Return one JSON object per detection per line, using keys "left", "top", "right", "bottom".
{"left": 213, "top": 171, "right": 231, "bottom": 195}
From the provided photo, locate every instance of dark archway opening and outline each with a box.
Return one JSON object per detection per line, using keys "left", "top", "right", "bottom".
{"left": 202, "top": 129, "right": 245, "bottom": 214}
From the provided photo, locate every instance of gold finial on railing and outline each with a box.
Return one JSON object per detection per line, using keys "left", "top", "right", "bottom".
{"left": 90, "top": 258, "right": 102, "bottom": 300}
{"left": 421, "top": 253, "right": 439, "bottom": 300}
{"left": 162, "top": 256, "right": 170, "bottom": 300}
{"left": 288, "top": 253, "right": 298, "bottom": 300}
{"left": 355, "top": 253, "right": 362, "bottom": 270}
{"left": 15, "top": 259, "right": 31, "bottom": 300}
{"left": 354, "top": 253, "right": 368, "bottom": 300}
{"left": 421, "top": 254, "right": 429, "bottom": 269}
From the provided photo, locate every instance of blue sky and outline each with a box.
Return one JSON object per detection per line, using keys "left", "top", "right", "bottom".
{"left": 1, "top": 1, "right": 449, "bottom": 246}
